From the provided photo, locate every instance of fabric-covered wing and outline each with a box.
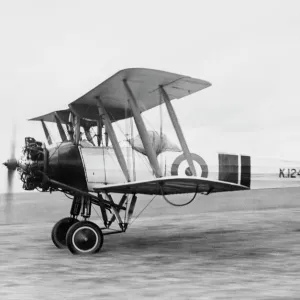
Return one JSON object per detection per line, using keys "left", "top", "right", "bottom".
{"left": 69, "top": 68, "right": 211, "bottom": 122}
{"left": 93, "top": 176, "right": 249, "bottom": 195}
{"left": 29, "top": 109, "right": 97, "bottom": 127}
{"left": 29, "top": 109, "right": 71, "bottom": 124}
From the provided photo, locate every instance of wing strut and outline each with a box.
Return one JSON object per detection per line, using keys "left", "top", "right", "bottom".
{"left": 160, "top": 86, "right": 197, "bottom": 176}
{"left": 69, "top": 105, "right": 81, "bottom": 144}
{"left": 40, "top": 120, "right": 52, "bottom": 145}
{"left": 95, "top": 96, "right": 131, "bottom": 182}
{"left": 97, "top": 119, "right": 103, "bottom": 146}
{"left": 54, "top": 112, "right": 68, "bottom": 142}
{"left": 74, "top": 115, "right": 81, "bottom": 144}
{"left": 67, "top": 112, "right": 74, "bottom": 142}
{"left": 123, "top": 80, "right": 162, "bottom": 178}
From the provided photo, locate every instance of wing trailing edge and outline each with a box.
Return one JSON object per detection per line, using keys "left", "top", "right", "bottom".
{"left": 92, "top": 176, "right": 249, "bottom": 195}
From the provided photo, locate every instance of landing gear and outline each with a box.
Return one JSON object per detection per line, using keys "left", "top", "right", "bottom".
{"left": 66, "top": 221, "right": 103, "bottom": 255}
{"left": 51, "top": 193, "right": 137, "bottom": 255}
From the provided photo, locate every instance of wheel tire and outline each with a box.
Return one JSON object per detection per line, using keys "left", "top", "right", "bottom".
{"left": 51, "top": 217, "right": 79, "bottom": 249}
{"left": 66, "top": 221, "right": 104, "bottom": 255}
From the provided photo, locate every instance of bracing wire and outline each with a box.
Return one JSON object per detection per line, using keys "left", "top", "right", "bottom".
{"left": 102, "top": 143, "right": 107, "bottom": 183}
{"left": 107, "top": 110, "right": 126, "bottom": 138}
{"left": 92, "top": 204, "right": 103, "bottom": 222}
{"left": 137, "top": 151, "right": 154, "bottom": 174}
{"left": 159, "top": 90, "right": 164, "bottom": 172}
{"left": 130, "top": 195, "right": 157, "bottom": 226}
{"left": 130, "top": 116, "right": 136, "bottom": 181}
{"left": 125, "top": 104, "right": 131, "bottom": 180}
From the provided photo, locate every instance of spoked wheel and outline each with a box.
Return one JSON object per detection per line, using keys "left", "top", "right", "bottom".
{"left": 66, "top": 221, "right": 104, "bottom": 255}
{"left": 51, "top": 217, "right": 79, "bottom": 249}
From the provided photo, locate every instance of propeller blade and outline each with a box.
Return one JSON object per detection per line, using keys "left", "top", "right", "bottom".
{"left": 7, "top": 169, "right": 15, "bottom": 194}
{"left": 4, "top": 169, "right": 15, "bottom": 224}
{"left": 3, "top": 124, "right": 17, "bottom": 224}
{"left": 10, "top": 124, "right": 16, "bottom": 159}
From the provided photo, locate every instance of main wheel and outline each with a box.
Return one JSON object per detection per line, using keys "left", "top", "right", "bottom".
{"left": 51, "top": 217, "right": 79, "bottom": 249}
{"left": 66, "top": 221, "right": 104, "bottom": 255}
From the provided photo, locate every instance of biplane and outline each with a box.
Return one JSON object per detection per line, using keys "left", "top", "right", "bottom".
{"left": 3, "top": 68, "right": 300, "bottom": 255}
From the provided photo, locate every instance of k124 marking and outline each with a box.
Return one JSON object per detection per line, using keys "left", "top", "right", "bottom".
{"left": 279, "top": 168, "right": 300, "bottom": 178}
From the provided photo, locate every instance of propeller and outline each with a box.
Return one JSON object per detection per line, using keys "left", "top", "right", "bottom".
{"left": 2, "top": 126, "right": 18, "bottom": 223}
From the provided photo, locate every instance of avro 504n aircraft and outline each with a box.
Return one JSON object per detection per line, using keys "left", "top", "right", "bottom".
{"left": 3, "top": 68, "right": 300, "bottom": 255}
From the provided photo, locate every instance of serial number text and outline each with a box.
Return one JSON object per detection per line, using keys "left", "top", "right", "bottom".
{"left": 279, "top": 168, "right": 300, "bottom": 178}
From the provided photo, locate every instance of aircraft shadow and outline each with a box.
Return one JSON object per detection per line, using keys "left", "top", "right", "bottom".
{"left": 101, "top": 227, "right": 276, "bottom": 260}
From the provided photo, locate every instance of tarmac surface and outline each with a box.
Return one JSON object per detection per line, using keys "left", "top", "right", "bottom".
{"left": 0, "top": 188, "right": 300, "bottom": 299}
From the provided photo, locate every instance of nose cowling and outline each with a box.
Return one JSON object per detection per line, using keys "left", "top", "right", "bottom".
{"left": 3, "top": 158, "right": 18, "bottom": 171}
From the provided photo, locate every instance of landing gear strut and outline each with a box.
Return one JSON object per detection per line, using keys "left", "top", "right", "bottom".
{"left": 66, "top": 195, "right": 104, "bottom": 255}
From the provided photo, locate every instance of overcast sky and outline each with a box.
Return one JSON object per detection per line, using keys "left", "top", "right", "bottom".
{"left": 1, "top": 0, "right": 300, "bottom": 193}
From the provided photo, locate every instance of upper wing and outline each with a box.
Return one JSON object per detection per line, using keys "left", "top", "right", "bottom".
{"left": 92, "top": 176, "right": 249, "bottom": 195}
{"left": 69, "top": 68, "right": 211, "bottom": 122}
{"left": 29, "top": 68, "right": 211, "bottom": 124}
{"left": 29, "top": 109, "right": 71, "bottom": 123}
{"left": 29, "top": 109, "right": 97, "bottom": 128}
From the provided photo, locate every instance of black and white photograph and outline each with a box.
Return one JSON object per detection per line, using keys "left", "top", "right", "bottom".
{"left": 0, "top": 0, "right": 300, "bottom": 299}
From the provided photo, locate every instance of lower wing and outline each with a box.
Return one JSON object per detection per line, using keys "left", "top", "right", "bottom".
{"left": 92, "top": 176, "right": 249, "bottom": 195}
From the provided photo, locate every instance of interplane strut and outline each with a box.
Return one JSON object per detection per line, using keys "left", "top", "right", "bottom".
{"left": 160, "top": 86, "right": 197, "bottom": 176}
{"left": 41, "top": 120, "right": 52, "bottom": 145}
{"left": 123, "top": 79, "right": 162, "bottom": 178}
{"left": 54, "top": 112, "right": 68, "bottom": 142}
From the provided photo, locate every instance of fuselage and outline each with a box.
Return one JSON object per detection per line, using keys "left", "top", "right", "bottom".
{"left": 41, "top": 141, "right": 300, "bottom": 193}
